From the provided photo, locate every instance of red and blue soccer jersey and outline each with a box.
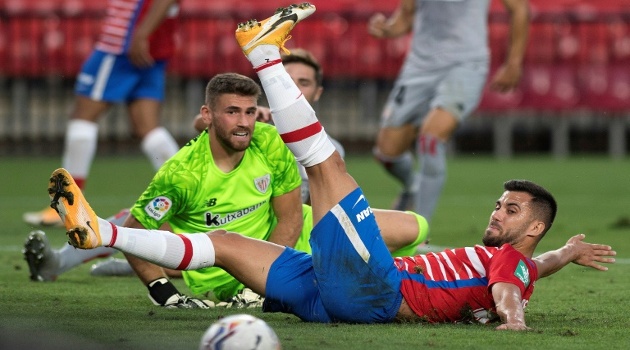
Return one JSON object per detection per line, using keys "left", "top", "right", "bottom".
{"left": 395, "top": 244, "right": 538, "bottom": 324}
{"left": 95, "top": 0, "right": 179, "bottom": 60}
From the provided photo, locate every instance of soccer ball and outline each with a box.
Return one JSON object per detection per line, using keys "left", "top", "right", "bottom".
{"left": 199, "top": 314, "right": 281, "bottom": 350}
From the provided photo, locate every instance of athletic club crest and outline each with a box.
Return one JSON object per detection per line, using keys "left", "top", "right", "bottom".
{"left": 254, "top": 174, "right": 271, "bottom": 194}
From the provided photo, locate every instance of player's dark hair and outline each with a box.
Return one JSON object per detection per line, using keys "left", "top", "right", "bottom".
{"left": 504, "top": 179, "right": 557, "bottom": 234}
{"left": 281, "top": 48, "right": 323, "bottom": 86}
{"left": 205, "top": 73, "right": 261, "bottom": 110}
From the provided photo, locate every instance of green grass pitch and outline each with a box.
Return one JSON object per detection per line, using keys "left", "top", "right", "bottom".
{"left": 1, "top": 155, "right": 629, "bottom": 349}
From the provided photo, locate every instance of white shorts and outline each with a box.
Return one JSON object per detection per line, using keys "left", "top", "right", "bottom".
{"left": 380, "top": 60, "right": 489, "bottom": 128}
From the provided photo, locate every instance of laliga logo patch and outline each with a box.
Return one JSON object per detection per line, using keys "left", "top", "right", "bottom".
{"left": 144, "top": 196, "right": 172, "bottom": 220}
{"left": 254, "top": 174, "right": 271, "bottom": 194}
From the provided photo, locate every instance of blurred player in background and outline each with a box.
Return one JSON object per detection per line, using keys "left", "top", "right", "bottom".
{"left": 23, "top": 0, "right": 181, "bottom": 227}
{"left": 369, "top": 0, "right": 529, "bottom": 221}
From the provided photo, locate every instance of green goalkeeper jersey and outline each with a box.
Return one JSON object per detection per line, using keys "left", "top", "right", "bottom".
{"left": 130, "top": 122, "right": 310, "bottom": 299}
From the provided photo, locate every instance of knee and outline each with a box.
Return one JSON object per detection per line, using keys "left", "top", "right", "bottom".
{"left": 207, "top": 229, "right": 228, "bottom": 236}
{"left": 373, "top": 146, "right": 410, "bottom": 166}
{"left": 207, "top": 230, "right": 245, "bottom": 243}
{"left": 375, "top": 140, "right": 407, "bottom": 158}
{"left": 418, "top": 134, "right": 446, "bottom": 176}
{"left": 375, "top": 127, "right": 415, "bottom": 157}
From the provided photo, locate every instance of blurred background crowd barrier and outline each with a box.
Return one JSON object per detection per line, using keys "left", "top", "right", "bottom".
{"left": 1, "top": 0, "right": 629, "bottom": 157}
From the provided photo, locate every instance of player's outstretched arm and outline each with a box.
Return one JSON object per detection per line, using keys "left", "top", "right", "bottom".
{"left": 492, "top": 282, "right": 530, "bottom": 331}
{"left": 534, "top": 234, "right": 616, "bottom": 278}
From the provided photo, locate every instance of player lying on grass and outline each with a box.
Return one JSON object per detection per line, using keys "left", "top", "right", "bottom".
{"left": 46, "top": 3, "right": 615, "bottom": 329}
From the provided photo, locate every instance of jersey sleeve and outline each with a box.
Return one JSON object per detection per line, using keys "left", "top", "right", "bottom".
{"left": 487, "top": 245, "right": 538, "bottom": 296}
{"left": 257, "top": 123, "right": 301, "bottom": 198}
{"left": 130, "top": 159, "right": 197, "bottom": 230}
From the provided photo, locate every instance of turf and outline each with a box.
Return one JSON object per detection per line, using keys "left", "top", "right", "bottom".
{"left": 1, "top": 155, "right": 629, "bottom": 349}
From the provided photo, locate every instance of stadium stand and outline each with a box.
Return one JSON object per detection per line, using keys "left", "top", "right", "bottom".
{"left": 0, "top": 0, "right": 628, "bottom": 157}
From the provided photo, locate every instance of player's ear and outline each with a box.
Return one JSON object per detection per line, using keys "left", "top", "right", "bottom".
{"left": 201, "top": 105, "right": 213, "bottom": 123}
{"left": 528, "top": 220, "right": 546, "bottom": 238}
{"left": 313, "top": 86, "right": 323, "bottom": 102}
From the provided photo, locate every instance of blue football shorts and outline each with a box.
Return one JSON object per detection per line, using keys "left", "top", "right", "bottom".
{"left": 264, "top": 188, "right": 403, "bottom": 323}
{"left": 74, "top": 50, "right": 167, "bottom": 103}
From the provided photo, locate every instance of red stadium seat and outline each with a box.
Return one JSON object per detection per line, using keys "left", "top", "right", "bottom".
{"left": 0, "top": 17, "right": 7, "bottom": 75}
{"left": 579, "top": 63, "right": 630, "bottom": 112}
{"left": 61, "top": 0, "right": 106, "bottom": 16}
{"left": 173, "top": 20, "right": 209, "bottom": 77}
{"left": 180, "top": 0, "right": 233, "bottom": 16}
{"left": 59, "top": 16, "right": 100, "bottom": 76}
{"left": 576, "top": 22, "right": 610, "bottom": 65}
{"left": 488, "top": 21, "right": 510, "bottom": 68}
{"left": 8, "top": 17, "right": 47, "bottom": 77}
{"left": 42, "top": 17, "right": 64, "bottom": 75}
{"left": 608, "top": 18, "right": 630, "bottom": 63}
{"left": 521, "top": 64, "right": 580, "bottom": 111}
{"left": 5, "top": 0, "right": 62, "bottom": 15}
{"left": 555, "top": 19, "right": 580, "bottom": 64}
{"left": 525, "top": 22, "right": 557, "bottom": 64}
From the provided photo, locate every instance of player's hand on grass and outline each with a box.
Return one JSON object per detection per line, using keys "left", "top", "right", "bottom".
{"left": 495, "top": 322, "right": 531, "bottom": 331}
{"left": 162, "top": 294, "right": 212, "bottom": 309}
{"left": 567, "top": 234, "right": 616, "bottom": 271}
{"left": 210, "top": 288, "right": 265, "bottom": 309}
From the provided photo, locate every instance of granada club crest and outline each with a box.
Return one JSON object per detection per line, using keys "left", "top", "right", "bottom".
{"left": 254, "top": 174, "right": 271, "bottom": 194}
{"left": 144, "top": 196, "right": 172, "bottom": 220}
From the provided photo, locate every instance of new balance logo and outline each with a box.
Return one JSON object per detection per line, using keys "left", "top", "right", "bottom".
{"left": 355, "top": 207, "right": 373, "bottom": 223}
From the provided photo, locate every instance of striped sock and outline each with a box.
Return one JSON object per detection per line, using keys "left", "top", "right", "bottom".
{"left": 100, "top": 218, "right": 215, "bottom": 270}
{"left": 251, "top": 51, "right": 336, "bottom": 167}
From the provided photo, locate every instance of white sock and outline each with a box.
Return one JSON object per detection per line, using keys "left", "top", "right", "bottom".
{"left": 251, "top": 52, "right": 336, "bottom": 167}
{"left": 269, "top": 95, "right": 336, "bottom": 167}
{"left": 57, "top": 244, "right": 116, "bottom": 274}
{"left": 62, "top": 119, "right": 98, "bottom": 183}
{"left": 99, "top": 218, "right": 215, "bottom": 270}
{"left": 247, "top": 45, "right": 282, "bottom": 71}
{"left": 141, "top": 127, "right": 179, "bottom": 170}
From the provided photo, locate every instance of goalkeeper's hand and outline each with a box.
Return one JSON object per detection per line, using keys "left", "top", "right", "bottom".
{"left": 162, "top": 294, "right": 212, "bottom": 309}
{"left": 147, "top": 277, "right": 211, "bottom": 309}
